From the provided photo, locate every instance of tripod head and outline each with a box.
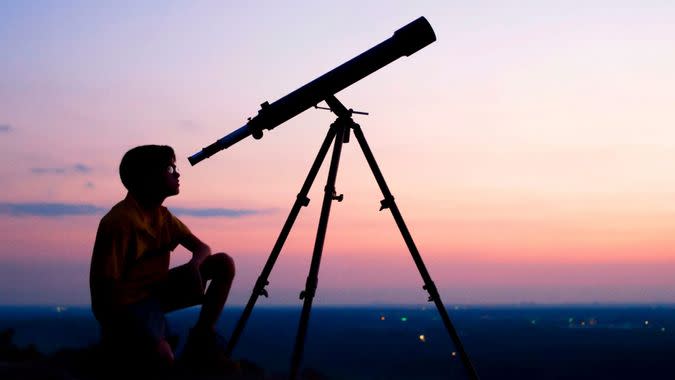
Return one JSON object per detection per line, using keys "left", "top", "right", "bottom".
{"left": 188, "top": 16, "right": 436, "bottom": 166}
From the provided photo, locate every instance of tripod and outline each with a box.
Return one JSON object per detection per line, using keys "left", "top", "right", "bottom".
{"left": 225, "top": 95, "right": 479, "bottom": 380}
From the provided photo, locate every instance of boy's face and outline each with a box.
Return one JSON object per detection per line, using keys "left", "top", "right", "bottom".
{"left": 159, "top": 159, "right": 180, "bottom": 197}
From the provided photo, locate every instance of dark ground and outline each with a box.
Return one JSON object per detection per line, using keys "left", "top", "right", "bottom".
{"left": 2, "top": 305, "right": 675, "bottom": 379}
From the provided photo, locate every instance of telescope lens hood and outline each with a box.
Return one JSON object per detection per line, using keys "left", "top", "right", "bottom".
{"left": 393, "top": 17, "right": 437, "bottom": 57}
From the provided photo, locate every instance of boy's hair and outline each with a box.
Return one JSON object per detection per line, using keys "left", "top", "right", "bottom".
{"left": 119, "top": 145, "right": 175, "bottom": 194}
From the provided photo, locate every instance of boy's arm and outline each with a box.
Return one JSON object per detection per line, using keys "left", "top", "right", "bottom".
{"left": 180, "top": 232, "right": 212, "bottom": 267}
{"left": 170, "top": 213, "right": 211, "bottom": 266}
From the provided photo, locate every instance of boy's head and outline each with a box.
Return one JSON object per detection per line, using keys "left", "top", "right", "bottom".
{"left": 119, "top": 145, "right": 180, "bottom": 199}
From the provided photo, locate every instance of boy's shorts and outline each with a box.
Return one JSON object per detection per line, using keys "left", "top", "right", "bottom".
{"left": 102, "top": 263, "right": 205, "bottom": 347}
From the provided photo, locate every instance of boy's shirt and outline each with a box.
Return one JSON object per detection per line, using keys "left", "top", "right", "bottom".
{"left": 90, "top": 193, "right": 191, "bottom": 322}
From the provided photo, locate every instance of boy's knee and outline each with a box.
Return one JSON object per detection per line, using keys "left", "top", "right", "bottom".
{"left": 211, "top": 252, "right": 235, "bottom": 278}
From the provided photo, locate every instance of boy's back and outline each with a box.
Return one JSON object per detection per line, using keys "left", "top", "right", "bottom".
{"left": 90, "top": 193, "right": 191, "bottom": 322}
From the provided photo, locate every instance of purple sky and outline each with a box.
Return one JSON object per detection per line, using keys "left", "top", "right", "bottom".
{"left": 1, "top": 1, "right": 675, "bottom": 305}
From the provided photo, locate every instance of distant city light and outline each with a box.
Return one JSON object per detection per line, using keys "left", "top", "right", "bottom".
{"left": 55, "top": 306, "right": 66, "bottom": 313}
{"left": 401, "top": 317, "right": 408, "bottom": 322}
{"left": 661, "top": 327, "right": 666, "bottom": 332}
{"left": 644, "top": 320, "right": 649, "bottom": 326}
{"left": 451, "top": 351, "right": 457, "bottom": 357}
{"left": 380, "top": 316, "right": 386, "bottom": 321}
{"left": 419, "top": 334, "right": 426, "bottom": 342}
{"left": 531, "top": 320, "right": 536, "bottom": 325}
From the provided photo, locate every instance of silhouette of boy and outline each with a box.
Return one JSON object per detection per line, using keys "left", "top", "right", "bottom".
{"left": 89, "top": 145, "right": 235, "bottom": 372}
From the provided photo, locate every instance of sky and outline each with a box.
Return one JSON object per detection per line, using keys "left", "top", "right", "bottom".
{"left": 1, "top": 1, "right": 675, "bottom": 305}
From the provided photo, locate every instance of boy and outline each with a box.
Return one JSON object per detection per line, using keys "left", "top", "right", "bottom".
{"left": 89, "top": 145, "right": 235, "bottom": 371}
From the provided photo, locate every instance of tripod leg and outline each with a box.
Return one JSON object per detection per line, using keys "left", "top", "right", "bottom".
{"left": 289, "top": 120, "right": 348, "bottom": 380}
{"left": 225, "top": 127, "right": 338, "bottom": 356}
{"left": 351, "top": 123, "right": 480, "bottom": 380}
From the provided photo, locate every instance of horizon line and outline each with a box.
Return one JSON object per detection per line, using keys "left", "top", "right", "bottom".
{"left": 2, "top": 302, "right": 675, "bottom": 309}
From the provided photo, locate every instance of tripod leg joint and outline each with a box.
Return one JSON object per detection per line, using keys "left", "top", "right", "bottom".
{"left": 299, "top": 276, "right": 318, "bottom": 300}
{"left": 379, "top": 196, "right": 395, "bottom": 211}
{"left": 297, "top": 194, "right": 310, "bottom": 207}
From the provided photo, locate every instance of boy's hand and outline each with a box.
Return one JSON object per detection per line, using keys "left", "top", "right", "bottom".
{"left": 188, "top": 254, "right": 207, "bottom": 269}
{"left": 187, "top": 256, "right": 204, "bottom": 275}
{"left": 180, "top": 233, "right": 211, "bottom": 267}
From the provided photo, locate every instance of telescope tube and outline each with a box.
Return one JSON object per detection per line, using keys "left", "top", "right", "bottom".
{"left": 189, "top": 16, "right": 436, "bottom": 165}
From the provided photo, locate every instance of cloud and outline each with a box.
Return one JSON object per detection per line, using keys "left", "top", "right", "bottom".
{"left": 0, "top": 202, "right": 104, "bottom": 217}
{"left": 31, "top": 167, "right": 67, "bottom": 174}
{"left": 30, "top": 164, "right": 93, "bottom": 175}
{"left": 73, "top": 164, "right": 93, "bottom": 173}
{"left": 0, "top": 202, "right": 273, "bottom": 218}
{"left": 170, "top": 207, "right": 274, "bottom": 218}
{"left": 0, "top": 124, "right": 12, "bottom": 133}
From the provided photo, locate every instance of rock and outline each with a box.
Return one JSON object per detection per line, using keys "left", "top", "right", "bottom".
{"left": 0, "top": 328, "right": 328, "bottom": 380}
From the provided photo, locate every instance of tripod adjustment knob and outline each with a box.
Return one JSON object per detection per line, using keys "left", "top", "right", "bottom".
{"left": 255, "top": 279, "right": 270, "bottom": 298}
{"left": 423, "top": 283, "right": 438, "bottom": 302}
{"left": 326, "top": 187, "right": 344, "bottom": 202}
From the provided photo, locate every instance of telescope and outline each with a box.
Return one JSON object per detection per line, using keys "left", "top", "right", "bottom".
{"left": 188, "top": 16, "right": 436, "bottom": 165}
{"left": 192, "top": 17, "right": 481, "bottom": 380}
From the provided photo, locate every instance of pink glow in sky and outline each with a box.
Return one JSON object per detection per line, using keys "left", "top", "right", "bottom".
{"left": 1, "top": 1, "right": 675, "bottom": 305}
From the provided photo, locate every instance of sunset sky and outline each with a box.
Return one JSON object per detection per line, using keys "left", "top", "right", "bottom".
{"left": 1, "top": 1, "right": 675, "bottom": 305}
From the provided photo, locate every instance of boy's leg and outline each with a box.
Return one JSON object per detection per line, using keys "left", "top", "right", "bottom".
{"left": 195, "top": 253, "right": 236, "bottom": 332}
{"left": 162, "top": 252, "right": 235, "bottom": 329}
{"left": 162, "top": 253, "right": 237, "bottom": 370}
